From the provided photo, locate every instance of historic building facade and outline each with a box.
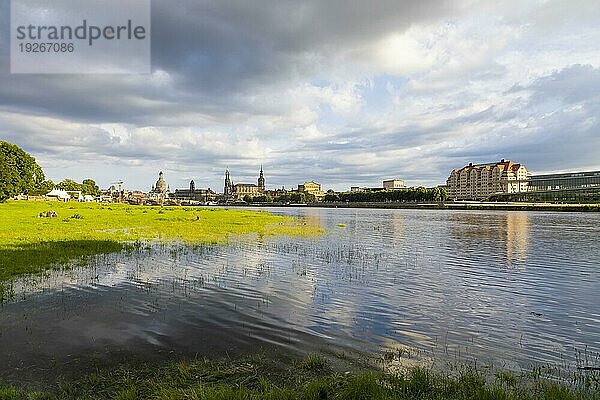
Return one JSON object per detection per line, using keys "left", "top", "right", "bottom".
{"left": 224, "top": 166, "right": 266, "bottom": 199}
{"left": 298, "top": 181, "right": 325, "bottom": 200}
{"left": 173, "top": 180, "right": 216, "bottom": 202}
{"left": 383, "top": 179, "right": 405, "bottom": 190}
{"left": 446, "top": 160, "right": 529, "bottom": 200}
{"left": 150, "top": 171, "right": 170, "bottom": 195}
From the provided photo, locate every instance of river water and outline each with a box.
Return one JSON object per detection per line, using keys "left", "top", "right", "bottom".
{"left": 1, "top": 208, "right": 599, "bottom": 381}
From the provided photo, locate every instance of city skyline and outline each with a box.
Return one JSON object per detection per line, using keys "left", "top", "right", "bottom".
{"left": 1, "top": 0, "right": 600, "bottom": 192}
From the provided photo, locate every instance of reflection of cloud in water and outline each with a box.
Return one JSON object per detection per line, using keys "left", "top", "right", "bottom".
{"left": 1, "top": 208, "right": 599, "bottom": 379}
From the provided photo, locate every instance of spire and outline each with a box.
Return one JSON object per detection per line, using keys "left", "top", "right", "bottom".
{"left": 224, "top": 165, "right": 232, "bottom": 195}
{"left": 258, "top": 164, "right": 265, "bottom": 191}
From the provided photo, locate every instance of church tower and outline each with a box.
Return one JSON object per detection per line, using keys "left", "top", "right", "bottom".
{"left": 190, "top": 180, "right": 195, "bottom": 192}
{"left": 224, "top": 167, "right": 231, "bottom": 195}
{"left": 258, "top": 165, "right": 265, "bottom": 191}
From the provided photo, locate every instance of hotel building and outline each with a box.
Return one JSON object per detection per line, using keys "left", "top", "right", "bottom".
{"left": 446, "top": 159, "right": 529, "bottom": 200}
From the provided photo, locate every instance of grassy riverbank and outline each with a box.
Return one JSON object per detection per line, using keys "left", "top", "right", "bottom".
{"left": 0, "top": 201, "right": 321, "bottom": 283}
{"left": 0, "top": 352, "right": 598, "bottom": 400}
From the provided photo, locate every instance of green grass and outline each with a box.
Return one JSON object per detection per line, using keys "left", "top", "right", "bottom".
{"left": 0, "top": 353, "right": 598, "bottom": 400}
{"left": 0, "top": 201, "right": 322, "bottom": 283}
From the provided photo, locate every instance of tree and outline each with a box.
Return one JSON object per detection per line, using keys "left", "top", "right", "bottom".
{"left": 29, "top": 180, "right": 55, "bottom": 196}
{"left": 322, "top": 187, "right": 446, "bottom": 203}
{"left": 81, "top": 179, "right": 101, "bottom": 196}
{"left": 55, "top": 178, "right": 101, "bottom": 197}
{"left": 56, "top": 179, "right": 82, "bottom": 192}
{"left": 0, "top": 141, "right": 45, "bottom": 201}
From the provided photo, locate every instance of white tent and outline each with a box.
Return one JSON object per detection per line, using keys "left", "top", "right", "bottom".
{"left": 46, "top": 189, "right": 71, "bottom": 201}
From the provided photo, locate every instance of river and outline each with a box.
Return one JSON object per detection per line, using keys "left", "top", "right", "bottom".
{"left": 1, "top": 208, "right": 599, "bottom": 381}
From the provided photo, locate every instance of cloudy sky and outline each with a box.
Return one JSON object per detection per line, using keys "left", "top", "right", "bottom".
{"left": 1, "top": 0, "right": 599, "bottom": 192}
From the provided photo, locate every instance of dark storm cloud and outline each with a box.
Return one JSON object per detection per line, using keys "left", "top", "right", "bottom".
{"left": 505, "top": 64, "right": 600, "bottom": 171}
{"left": 513, "top": 64, "right": 600, "bottom": 105}
{"left": 0, "top": 0, "right": 459, "bottom": 125}
{"left": 150, "top": 0, "right": 459, "bottom": 90}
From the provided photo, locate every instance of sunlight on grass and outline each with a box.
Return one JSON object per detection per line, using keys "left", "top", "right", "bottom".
{"left": 0, "top": 201, "right": 322, "bottom": 282}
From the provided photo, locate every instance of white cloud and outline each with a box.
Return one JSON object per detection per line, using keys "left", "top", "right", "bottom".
{"left": 1, "top": 0, "right": 599, "bottom": 191}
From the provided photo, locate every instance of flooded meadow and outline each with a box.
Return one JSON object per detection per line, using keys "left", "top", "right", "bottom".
{"left": 1, "top": 207, "right": 599, "bottom": 385}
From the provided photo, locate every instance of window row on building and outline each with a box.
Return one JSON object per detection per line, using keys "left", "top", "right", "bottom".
{"left": 446, "top": 160, "right": 529, "bottom": 200}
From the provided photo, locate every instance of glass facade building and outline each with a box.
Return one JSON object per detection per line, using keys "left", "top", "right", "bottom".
{"left": 490, "top": 171, "right": 600, "bottom": 203}
{"left": 529, "top": 171, "right": 600, "bottom": 191}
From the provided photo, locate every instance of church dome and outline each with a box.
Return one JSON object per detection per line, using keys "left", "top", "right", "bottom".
{"left": 155, "top": 171, "right": 168, "bottom": 193}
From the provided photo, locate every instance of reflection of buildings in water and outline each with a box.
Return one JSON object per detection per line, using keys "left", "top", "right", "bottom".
{"left": 389, "top": 211, "right": 405, "bottom": 243}
{"left": 505, "top": 212, "right": 530, "bottom": 268}
{"left": 375, "top": 211, "right": 405, "bottom": 247}
{"left": 446, "top": 212, "right": 530, "bottom": 268}
{"left": 303, "top": 208, "right": 323, "bottom": 228}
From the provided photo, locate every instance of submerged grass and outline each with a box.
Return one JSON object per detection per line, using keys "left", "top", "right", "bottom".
{"left": 0, "top": 201, "right": 322, "bottom": 283}
{"left": 0, "top": 352, "right": 598, "bottom": 400}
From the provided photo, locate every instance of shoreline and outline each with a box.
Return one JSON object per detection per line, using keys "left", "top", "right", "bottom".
{"left": 2, "top": 349, "right": 598, "bottom": 399}
{"left": 219, "top": 201, "right": 600, "bottom": 212}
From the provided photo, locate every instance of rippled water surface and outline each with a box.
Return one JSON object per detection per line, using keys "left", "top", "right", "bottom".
{"left": 1, "top": 208, "right": 599, "bottom": 380}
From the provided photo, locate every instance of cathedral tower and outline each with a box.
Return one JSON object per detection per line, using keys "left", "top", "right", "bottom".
{"left": 224, "top": 167, "right": 231, "bottom": 195}
{"left": 258, "top": 165, "right": 265, "bottom": 191}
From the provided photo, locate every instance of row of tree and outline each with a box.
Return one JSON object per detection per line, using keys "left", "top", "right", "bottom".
{"left": 55, "top": 179, "right": 101, "bottom": 197}
{"left": 242, "top": 188, "right": 446, "bottom": 204}
{"left": 0, "top": 141, "right": 100, "bottom": 201}
{"left": 243, "top": 193, "right": 317, "bottom": 204}
{"left": 323, "top": 187, "right": 447, "bottom": 203}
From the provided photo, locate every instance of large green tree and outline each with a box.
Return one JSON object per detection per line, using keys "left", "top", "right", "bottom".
{"left": 0, "top": 141, "right": 46, "bottom": 201}
{"left": 56, "top": 178, "right": 101, "bottom": 197}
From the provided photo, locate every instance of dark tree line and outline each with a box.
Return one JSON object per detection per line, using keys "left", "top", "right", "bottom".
{"left": 273, "top": 193, "right": 316, "bottom": 203}
{"left": 243, "top": 187, "right": 446, "bottom": 204}
{"left": 323, "top": 187, "right": 447, "bottom": 203}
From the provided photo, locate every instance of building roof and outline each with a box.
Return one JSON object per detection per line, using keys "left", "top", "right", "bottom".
{"left": 452, "top": 160, "right": 525, "bottom": 175}
{"left": 46, "top": 189, "right": 71, "bottom": 199}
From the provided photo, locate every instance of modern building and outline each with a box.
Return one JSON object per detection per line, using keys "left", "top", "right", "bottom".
{"left": 383, "top": 179, "right": 405, "bottom": 190}
{"left": 224, "top": 166, "right": 265, "bottom": 200}
{"left": 446, "top": 159, "right": 529, "bottom": 200}
{"left": 298, "top": 181, "right": 325, "bottom": 200}
{"left": 489, "top": 170, "right": 600, "bottom": 203}
{"left": 528, "top": 171, "right": 600, "bottom": 191}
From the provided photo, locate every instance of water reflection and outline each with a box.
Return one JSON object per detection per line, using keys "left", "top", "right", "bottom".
{"left": 505, "top": 212, "right": 530, "bottom": 269}
{"left": 445, "top": 211, "right": 530, "bottom": 269}
{"left": 0, "top": 208, "right": 598, "bottom": 383}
